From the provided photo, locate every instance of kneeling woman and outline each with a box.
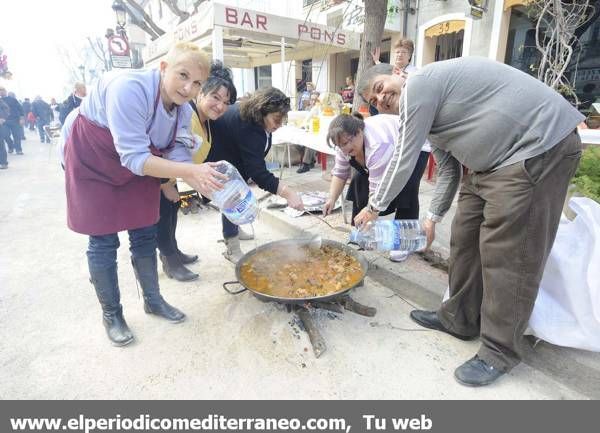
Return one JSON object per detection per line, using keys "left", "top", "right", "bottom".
{"left": 62, "top": 43, "right": 226, "bottom": 346}
{"left": 207, "top": 87, "right": 304, "bottom": 263}
{"left": 323, "top": 113, "right": 429, "bottom": 260}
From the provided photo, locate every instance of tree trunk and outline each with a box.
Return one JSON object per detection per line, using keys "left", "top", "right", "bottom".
{"left": 352, "top": 0, "right": 388, "bottom": 111}
{"left": 125, "top": 0, "right": 166, "bottom": 38}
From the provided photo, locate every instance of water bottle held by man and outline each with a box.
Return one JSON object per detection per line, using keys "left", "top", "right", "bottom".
{"left": 349, "top": 220, "right": 426, "bottom": 252}
{"left": 209, "top": 161, "right": 259, "bottom": 225}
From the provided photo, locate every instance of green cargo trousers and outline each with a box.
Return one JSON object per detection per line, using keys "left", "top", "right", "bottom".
{"left": 437, "top": 130, "right": 583, "bottom": 372}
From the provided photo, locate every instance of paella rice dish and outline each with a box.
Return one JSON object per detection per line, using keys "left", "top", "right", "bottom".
{"left": 239, "top": 244, "right": 364, "bottom": 298}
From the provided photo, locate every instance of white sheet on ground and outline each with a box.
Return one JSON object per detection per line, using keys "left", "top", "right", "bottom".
{"left": 528, "top": 197, "right": 600, "bottom": 352}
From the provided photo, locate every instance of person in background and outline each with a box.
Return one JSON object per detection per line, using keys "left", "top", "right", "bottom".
{"left": 50, "top": 98, "right": 61, "bottom": 126}
{"left": 207, "top": 87, "right": 304, "bottom": 263}
{"left": 372, "top": 37, "right": 416, "bottom": 75}
{"left": 59, "top": 82, "right": 86, "bottom": 125}
{"left": 0, "top": 87, "right": 24, "bottom": 154}
{"left": 341, "top": 75, "right": 355, "bottom": 103}
{"left": 357, "top": 56, "right": 584, "bottom": 386}
{"left": 31, "top": 96, "right": 53, "bottom": 144}
{"left": 62, "top": 42, "right": 226, "bottom": 347}
{"left": 296, "top": 91, "right": 320, "bottom": 174}
{"left": 323, "top": 113, "right": 429, "bottom": 262}
{"left": 0, "top": 99, "right": 9, "bottom": 169}
{"left": 12, "top": 93, "right": 26, "bottom": 140}
{"left": 297, "top": 81, "right": 315, "bottom": 111}
{"left": 22, "top": 98, "right": 35, "bottom": 131}
{"left": 157, "top": 61, "right": 237, "bottom": 282}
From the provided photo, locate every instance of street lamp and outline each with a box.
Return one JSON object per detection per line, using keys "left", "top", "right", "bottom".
{"left": 112, "top": 0, "right": 127, "bottom": 36}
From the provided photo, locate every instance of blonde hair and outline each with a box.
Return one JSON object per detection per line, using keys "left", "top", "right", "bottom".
{"left": 164, "top": 42, "right": 210, "bottom": 71}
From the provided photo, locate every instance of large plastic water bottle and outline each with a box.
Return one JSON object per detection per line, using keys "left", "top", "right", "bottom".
{"left": 349, "top": 220, "right": 426, "bottom": 252}
{"left": 209, "top": 161, "right": 259, "bottom": 225}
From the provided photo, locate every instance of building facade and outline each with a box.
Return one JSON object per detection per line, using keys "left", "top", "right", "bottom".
{"left": 133, "top": 0, "right": 599, "bottom": 110}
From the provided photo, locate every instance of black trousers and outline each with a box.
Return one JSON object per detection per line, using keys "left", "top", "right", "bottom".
{"left": 348, "top": 151, "right": 430, "bottom": 224}
{"left": 4, "top": 121, "right": 21, "bottom": 152}
{"left": 156, "top": 187, "right": 181, "bottom": 257}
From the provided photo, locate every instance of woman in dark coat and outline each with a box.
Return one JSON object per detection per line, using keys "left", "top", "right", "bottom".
{"left": 207, "top": 87, "right": 304, "bottom": 263}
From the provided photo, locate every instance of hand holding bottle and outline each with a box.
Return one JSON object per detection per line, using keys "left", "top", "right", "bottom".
{"left": 183, "top": 162, "right": 227, "bottom": 197}
{"left": 354, "top": 205, "right": 379, "bottom": 228}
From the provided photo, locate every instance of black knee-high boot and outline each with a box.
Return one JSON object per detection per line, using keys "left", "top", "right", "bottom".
{"left": 131, "top": 255, "right": 186, "bottom": 323}
{"left": 89, "top": 264, "right": 134, "bottom": 346}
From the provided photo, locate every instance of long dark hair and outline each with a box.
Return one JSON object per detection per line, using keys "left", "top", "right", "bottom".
{"left": 201, "top": 60, "right": 237, "bottom": 104}
{"left": 239, "top": 87, "right": 290, "bottom": 127}
{"left": 326, "top": 113, "right": 365, "bottom": 148}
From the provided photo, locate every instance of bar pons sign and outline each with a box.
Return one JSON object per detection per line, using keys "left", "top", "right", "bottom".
{"left": 213, "top": 3, "right": 360, "bottom": 50}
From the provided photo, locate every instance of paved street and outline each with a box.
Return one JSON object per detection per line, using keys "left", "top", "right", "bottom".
{"left": 0, "top": 131, "right": 596, "bottom": 399}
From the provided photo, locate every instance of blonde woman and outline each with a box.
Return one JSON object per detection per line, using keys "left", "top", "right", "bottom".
{"left": 62, "top": 42, "right": 226, "bottom": 346}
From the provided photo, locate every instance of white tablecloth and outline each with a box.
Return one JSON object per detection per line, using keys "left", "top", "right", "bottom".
{"left": 272, "top": 119, "right": 337, "bottom": 156}
{"left": 579, "top": 128, "right": 600, "bottom": 147}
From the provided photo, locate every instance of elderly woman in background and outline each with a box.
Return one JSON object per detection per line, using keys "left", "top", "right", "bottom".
{"left": 62, "top": 42, "right": 226, "bottom": 347}
{"left": 207, "top": 87, "right": 304, "bottom": 263}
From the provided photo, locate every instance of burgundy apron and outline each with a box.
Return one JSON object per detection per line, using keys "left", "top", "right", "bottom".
{"left": 64, "top": 89, "right": 178, "bottom": 236}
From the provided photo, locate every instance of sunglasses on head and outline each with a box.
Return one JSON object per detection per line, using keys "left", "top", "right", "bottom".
{"left": 271, "top": 96, "right": 290, "bottom": 106}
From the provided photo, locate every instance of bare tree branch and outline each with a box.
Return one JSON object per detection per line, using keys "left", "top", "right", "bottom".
{"left": 126, "top": 10, "right": 162, "bottom": 40}
{"left": 161, "top": 0, "right": 190, "bottom": 23}
{"left": 124, "top": 0, "right": 165, "bottom": 38}
{"left": 531, "top": 0, "right": 595, "bottom": 105}
{"left": 87, "top": 37, "right": 111, "bottom": 72}
{"left": 193, "top": 0, "right": 207, "bottom": 14}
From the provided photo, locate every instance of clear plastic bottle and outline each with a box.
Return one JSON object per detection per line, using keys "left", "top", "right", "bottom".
{"left": 349, "top": 220, "right": 426, "bottom": 252}
{"left": 209, "top": 161, "right": 259, "bottom": 225}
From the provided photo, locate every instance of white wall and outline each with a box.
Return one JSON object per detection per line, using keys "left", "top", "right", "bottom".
{"left": 232, "top": 68, "right": 255, "bottom": 97}
{"left": 271, "top": 60, "right": 297, "bottom": 98}
{"left": 312, "top": 58, "right": 329, "bottom": 93}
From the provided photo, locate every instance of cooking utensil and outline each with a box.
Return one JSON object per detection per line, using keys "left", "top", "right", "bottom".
{"left": 222, "top": 238, "right": 369, "bottom": 304}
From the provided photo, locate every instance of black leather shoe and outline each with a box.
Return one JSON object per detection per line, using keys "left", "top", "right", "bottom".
{"left": 296, "top": 163, "right": 310, "bottom": 173}
{"left": 409, "top": 310, "right": 477, "bottom": 341}
{"left": 454, "top": 356, "right": 505, "bottom": 387}
{"left": 160, "top": 254, "right": 199, "bottom": 281}
{"left": 176, "top": 249, "right": 199, "bottom": 265}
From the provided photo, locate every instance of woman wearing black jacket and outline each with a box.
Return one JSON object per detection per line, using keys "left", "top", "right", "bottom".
{"left": 207, "top": 87, "right": 304, "bottom": 263}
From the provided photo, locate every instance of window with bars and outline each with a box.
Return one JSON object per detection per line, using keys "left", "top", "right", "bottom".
{"left": 254, "top": 65, "right": 272, "bottom": 89}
